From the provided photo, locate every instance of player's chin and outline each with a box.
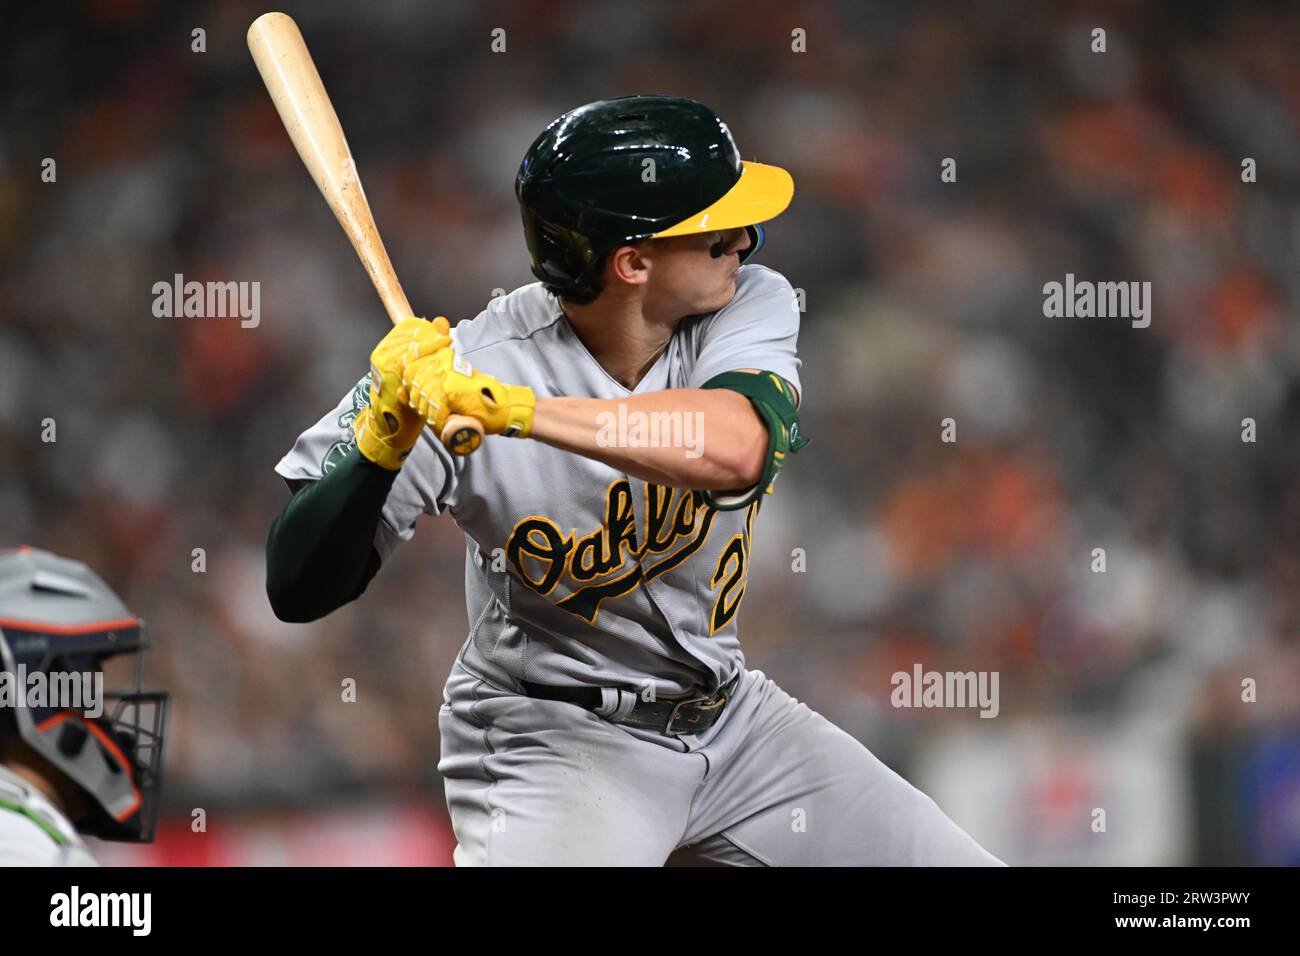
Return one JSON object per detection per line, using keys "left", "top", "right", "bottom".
{"left": 685, "top": 275, "right": 737, "bottom": 315}
{"left": 713, "top": 273, "right": 739, "bottom": 306}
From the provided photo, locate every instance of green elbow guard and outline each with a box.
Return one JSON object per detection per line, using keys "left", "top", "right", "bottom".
{"left": 699, "top": 370, "right": 809, "bottom": 511}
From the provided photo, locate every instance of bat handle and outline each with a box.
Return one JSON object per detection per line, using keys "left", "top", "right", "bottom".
{"left": 441, "top": 414, "right": 484, "bottom": 456}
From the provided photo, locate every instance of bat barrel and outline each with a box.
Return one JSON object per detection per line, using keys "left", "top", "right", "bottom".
{"left": 248, "top": 12, "right": 484, "bottom": 454}
{"left": 247, "top": 12, "right": 414, "bottom": 325}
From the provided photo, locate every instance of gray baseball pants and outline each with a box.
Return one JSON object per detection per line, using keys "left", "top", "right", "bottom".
{"left": 437, "top": 649, "right": 1006, "bottom": 866}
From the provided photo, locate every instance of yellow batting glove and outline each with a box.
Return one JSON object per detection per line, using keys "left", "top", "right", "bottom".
{"left": 403, "top": 347, "right": 536, "bottom": 440}
{"left": 402, "top": 347, "right": 455, "bottom": 436}
{"left": 448, "top": 362, "right": 536, "bottom": 438}
{"left": 353, "top": 316, "right": 452, "bottom": 470}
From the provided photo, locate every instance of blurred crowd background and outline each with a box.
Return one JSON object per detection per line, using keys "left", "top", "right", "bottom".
{"left": 2, "top": 0, "right": 1298, "bottom": 865}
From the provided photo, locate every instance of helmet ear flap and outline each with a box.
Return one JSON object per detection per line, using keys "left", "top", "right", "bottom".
{"left": 739, "top": 224, "right": 765, "bottom": 264}
{"left": 520, "top": 207, "right": 598, "bottom": 290}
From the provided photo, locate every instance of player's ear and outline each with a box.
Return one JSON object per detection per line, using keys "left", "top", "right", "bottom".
{"left": 607, "top": 241, "right": 651, "bottom": 288}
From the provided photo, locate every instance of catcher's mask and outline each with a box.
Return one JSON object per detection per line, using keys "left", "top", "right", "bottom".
{"left": 0, "top": 546, "right": 168, "bottom": 842}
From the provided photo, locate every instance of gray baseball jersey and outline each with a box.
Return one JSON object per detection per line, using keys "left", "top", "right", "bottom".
{"left": 0, "top": 765, "right": 98, "bottom": 866}
{"left": 276, "top": 263, "right": 801, "bottom": 699}
{"left": 277, "top": 262, "right": 1005, "bottom": 866}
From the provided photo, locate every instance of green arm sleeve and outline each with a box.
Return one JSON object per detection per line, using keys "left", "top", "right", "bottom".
{"left": 699, "top": 370, "right": 810, "bottom": 511}
{"left": 265, "top": 446, "right": 395, "bottom": 623}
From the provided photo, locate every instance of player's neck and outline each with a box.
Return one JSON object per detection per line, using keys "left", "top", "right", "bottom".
{"left": 559, "top": 297, "right": 675, "bottom": 391}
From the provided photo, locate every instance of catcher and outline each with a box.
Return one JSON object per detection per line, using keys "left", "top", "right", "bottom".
{"left": 0, "top": 546, "right": 168, "bottom": 866}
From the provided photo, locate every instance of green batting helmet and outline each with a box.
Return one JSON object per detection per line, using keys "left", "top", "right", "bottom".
{"left": 515, "top": 94, "right": 794, "bottom": 293}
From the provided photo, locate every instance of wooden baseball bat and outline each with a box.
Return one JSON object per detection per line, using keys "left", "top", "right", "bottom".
{"left": 247, "top": 11, "right": 483, "bottom": 456}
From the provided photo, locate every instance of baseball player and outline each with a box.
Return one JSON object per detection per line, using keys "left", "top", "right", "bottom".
{"left": 267, "top": 95, "right": 1003, "bottom": 866}
{"left": 0, "top": 546, "right": 169, "bottom": 866}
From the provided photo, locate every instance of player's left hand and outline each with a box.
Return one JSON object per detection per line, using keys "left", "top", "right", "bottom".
{"left": 403, "top": 346, "right": 536, "bottom": 441}
{"left": 354, "top": 315, "right": 452, "bottom": 470}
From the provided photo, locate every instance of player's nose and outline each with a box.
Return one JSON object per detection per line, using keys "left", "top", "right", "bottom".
{"left": 727, "top": 227, "right": 752, "bottom": 256}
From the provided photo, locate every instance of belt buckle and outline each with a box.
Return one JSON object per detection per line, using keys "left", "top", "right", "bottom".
{"left": 665, "top": 687, "right": 730, "bottom": 735}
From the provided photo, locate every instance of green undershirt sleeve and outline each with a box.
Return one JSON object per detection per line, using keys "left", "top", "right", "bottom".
{"left": 265, "top": 446, "right": 394, "bottom": 623}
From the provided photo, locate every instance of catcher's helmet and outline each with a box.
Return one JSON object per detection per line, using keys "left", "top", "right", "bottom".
{"left": 515, "top": 94, "right": 794, "bottom": 293}
{"left": 0, "top": 546, "right": 168, "bottom": 842}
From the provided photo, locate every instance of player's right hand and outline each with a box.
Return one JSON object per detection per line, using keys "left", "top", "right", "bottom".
{"left": 403, "top": 346, "right": 535, "bottom": 441}
{"left": 353, "top": 316, "right": 451, "bottom": 470}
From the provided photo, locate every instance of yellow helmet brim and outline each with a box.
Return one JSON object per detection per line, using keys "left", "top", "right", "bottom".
{"left": 650, "top": 160, "right": 794, "bottom": 239}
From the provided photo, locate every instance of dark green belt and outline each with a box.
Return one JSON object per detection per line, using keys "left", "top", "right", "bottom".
{"left": 521, "top": 671, "right": 741, "bottom": 736}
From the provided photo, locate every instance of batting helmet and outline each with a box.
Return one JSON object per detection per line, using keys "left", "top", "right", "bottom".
{"left": 515, "top": 94, "right": 794, "bottom": 294}
{"left": 0, "top": 546, "right": 169, "bottom": 842}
